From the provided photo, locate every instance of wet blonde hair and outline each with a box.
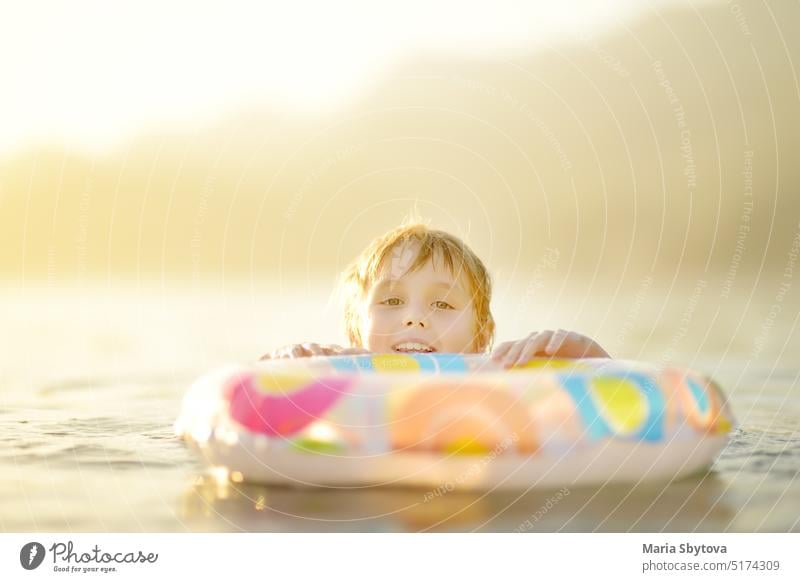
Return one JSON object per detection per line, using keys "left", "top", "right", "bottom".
{"left": 338, "top": 221, "right": 495, "bottom": 352}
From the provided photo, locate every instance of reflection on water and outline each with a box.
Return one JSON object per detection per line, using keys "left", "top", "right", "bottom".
{"left": 1, "top": 285, "right": 799, "bottom": 532}
{"left": 179, "top": 472, "right": 741, "bottom": 533}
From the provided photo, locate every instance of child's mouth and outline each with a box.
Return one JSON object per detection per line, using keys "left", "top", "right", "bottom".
{"left": 392, "top": 341, "right": 436, "bottom": 353}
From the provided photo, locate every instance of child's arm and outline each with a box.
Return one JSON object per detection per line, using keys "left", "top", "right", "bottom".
{"left": 259, "top": 343, "right": 370, "bottom": 360}
{"left": 491, "top": 329, "right": 610, "bottom": 368}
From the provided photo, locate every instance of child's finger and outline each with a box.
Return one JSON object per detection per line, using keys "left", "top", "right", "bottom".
{"left": 575, "top": 337, "right": 600, "bottom": 358}
{"left": 303, "top": 343, "right": 326, "bottom": 356}
{"left": 491, "top": 341, "right": 515, "bottom": 361}
{"left": 512, "top": 331, "right": 553, "bottom": 367}
{"left": 544, "top": 329, "right": 571, "bottom": 356}
{"left": 501, "top": 340, "right": 526, "bottom": 368}
{"left": 584, "top": 340, "right": 611, "bottom": 358}
{"left": 290, "top": 344, "right": 309, "bottom": 358}
{"left": 504, "top": 331, "right": 545, "bottom": 367}
{"left": 320, "top": 344, "right": 343, "bottom": 354}
{"left": 514, "top": 334, "right": 548, "bottom": 366}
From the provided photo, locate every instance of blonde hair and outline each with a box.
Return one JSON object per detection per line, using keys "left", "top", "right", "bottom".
{"left": 338, "top": 221, "right": 495, "bottom": 352}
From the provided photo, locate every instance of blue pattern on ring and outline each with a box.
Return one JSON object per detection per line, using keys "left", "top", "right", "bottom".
{"left": 433, "top": 354, "right": 469, "bottom": 373}
{"left": 686, "top": 377, "right": 710, "bottom": 415}
{"left": 330, "top": 356, "right": 374, "bottom": 372}
{"left": 560, "top": 371, "right": 665, "bottom": 442}
{"left": 331, "top": 353, "right": 470, "bottom": 373}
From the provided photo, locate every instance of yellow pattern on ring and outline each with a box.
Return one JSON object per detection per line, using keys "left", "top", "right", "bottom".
{"left": 443, "top": 437, "right": 492, "bottom": 455}
{"left": 515, "top": 359, "right": 587, "bottom": 371}
{"left": 254, "top": 372, "right": 315, "bottom": 394}
{"left": 714, "top": 416, "right": 733, "bottom": 433}
{"left": 372, "top": 353, "right": 421, "bottom": 373}
{"left": 591, "top": 377, "right": 647, "bottom": 434}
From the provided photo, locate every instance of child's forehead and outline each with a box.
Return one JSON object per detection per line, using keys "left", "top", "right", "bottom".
{"left": 372, "top": 246, "right": 469, "bottom": 290}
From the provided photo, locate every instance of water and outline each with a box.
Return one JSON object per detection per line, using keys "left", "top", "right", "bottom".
{"left": 2, "top": 283, "right": 799, "bottom": 532}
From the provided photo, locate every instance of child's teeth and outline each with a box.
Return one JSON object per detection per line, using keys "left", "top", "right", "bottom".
{"left": 394, "top": 342, "right": 433, "bottom": 352}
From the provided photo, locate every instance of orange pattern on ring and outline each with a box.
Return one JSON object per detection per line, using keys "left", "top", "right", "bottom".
{"left": 661, "top": 369, "right": 730, "bottom": 433}
{"left": 389, "top": 379, "right": 538, "bottom": 455}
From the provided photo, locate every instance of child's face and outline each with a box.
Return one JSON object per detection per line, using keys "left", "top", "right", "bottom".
{"left": 360, "top": 244, "right": 480, "bottom": 354}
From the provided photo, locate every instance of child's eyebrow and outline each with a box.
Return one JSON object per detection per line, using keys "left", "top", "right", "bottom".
{"left": 373, "top": 278, "right": 466, "bottom": 295}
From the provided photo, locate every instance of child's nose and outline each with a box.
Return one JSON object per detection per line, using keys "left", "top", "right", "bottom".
{"left": 402, "top": 306, "right": 428, "bottom": 328}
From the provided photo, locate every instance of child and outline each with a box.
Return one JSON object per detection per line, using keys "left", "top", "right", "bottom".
{"left": 261, "top": 222, "right": 610, "bottom": 366}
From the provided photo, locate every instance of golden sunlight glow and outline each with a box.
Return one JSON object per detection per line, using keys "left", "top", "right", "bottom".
{"left": 0, "top": 0, "right": 665, "bottom": 153}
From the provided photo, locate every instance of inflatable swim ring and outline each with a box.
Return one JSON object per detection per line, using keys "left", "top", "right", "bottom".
{"left": 175, "top": 354, "right": 734, "bottom": 490}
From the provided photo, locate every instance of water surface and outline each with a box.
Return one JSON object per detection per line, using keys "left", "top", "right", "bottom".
{"left": 2, "top": 283, "right": 798, "bottom": 532}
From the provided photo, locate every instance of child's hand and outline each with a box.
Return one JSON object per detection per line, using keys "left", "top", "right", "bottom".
{"left": 491, "top": 329, "right": 610, "bottom": 368}
{"left": 259, "top": 343, "right": 370, "bottom": 360}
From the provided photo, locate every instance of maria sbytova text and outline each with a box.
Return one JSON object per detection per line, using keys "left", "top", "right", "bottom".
{"left": 643, "top": 544, "right": 727, "bottom": 557}
{"left": 50, "top": 541, "right": 158, "bottom": 564}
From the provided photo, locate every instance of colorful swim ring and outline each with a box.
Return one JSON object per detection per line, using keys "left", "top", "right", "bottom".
{"left": 174, "top": 354, "right": 734, "bottom": 490}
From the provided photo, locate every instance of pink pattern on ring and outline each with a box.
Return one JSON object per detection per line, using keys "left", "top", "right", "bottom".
{"left": 225, "top": 373, "right": 353, "bottom": 436}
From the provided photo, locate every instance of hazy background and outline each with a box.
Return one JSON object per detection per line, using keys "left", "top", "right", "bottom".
{"left": 1, "top": 0, "right": 798, "bottom": 364}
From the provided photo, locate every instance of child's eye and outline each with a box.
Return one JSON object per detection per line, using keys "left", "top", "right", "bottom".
{"left": 432, "top": 300, "right": 454, "bottom": 310}
{"left": 381, "top": 297, "right": 402, "bottom": 306}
